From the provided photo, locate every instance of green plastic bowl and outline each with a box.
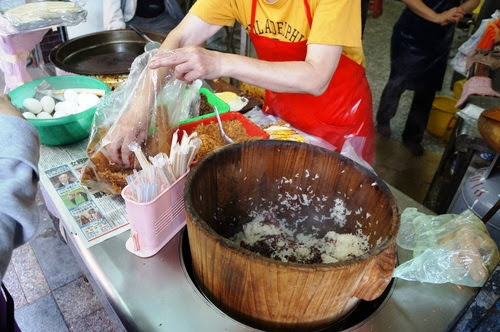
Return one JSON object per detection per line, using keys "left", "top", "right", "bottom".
{"left": 8, "top": 76, "right": 111, "bottom": 146}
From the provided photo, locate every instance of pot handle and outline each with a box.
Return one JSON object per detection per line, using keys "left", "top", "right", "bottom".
{"left": 353, "top": 244, "right": 396, "bottom": 301}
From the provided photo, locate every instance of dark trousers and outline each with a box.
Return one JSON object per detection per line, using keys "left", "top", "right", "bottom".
{"left": 376, "top": 78, "right": 436, "bottom": 143}
{"left": 1, "top": 284, "right": 21, "bottom": 332}
{"left": 361, "top": 0, "right": 370, "bottom": 35}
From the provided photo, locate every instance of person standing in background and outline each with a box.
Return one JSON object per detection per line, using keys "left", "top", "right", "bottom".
{"left": 376, "top": 0, "right": 479, "bottom": 156}
{"left": 103, "top": 0, "right": 185, "bottom": 35}
{"left": 361, "top": 0, "right": 370, "bottom": 34}
{"left": 0, "top": 94, "right": 40, "bottom": 331}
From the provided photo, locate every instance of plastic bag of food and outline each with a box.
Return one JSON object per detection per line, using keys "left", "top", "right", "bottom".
{"left": 81, "top": 49, "right": 195, "bottom": 195}
{"left": 157, "top": 78, "right": 201, "bottom": 126}
{"left": 0, "top": 1, "right": 87, "bottom": 34}
{"left": 245, "top": 107, "right": 337, "bottom": 151}
{"left": 394, "top": 208, "right": 499, "bottom": 287}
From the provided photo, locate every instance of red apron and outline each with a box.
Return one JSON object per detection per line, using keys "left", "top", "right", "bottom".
{"left": 249, "top": 0, "right": 375, "bottom": 163}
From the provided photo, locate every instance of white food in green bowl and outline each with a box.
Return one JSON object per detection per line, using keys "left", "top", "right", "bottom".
{"left": 23, "top": 98, "right": 42, "bottom": 114}
{"left": 21, "top": 90, "right": 102, "bottom": 120}
{"left": 40, "top": 96, "right": 55, "bottom": 113}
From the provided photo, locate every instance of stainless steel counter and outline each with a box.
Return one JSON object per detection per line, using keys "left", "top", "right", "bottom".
{"left": 43, "top": 185, "right": 476, "bottom": 331}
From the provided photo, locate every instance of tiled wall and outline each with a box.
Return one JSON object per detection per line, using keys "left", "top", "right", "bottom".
{"left": 39, "top": 29, "right": 63, "bottom": 64}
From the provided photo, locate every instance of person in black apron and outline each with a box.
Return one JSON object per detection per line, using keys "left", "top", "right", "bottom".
{"left": 376, "top": 0, "right": 479, "bottom": 155}
{"left": 361, "top": 0, "right": 370, "bottom": 34}
{"left": 128, "top": 0, "right": 183, "bottom": 34}
{"left": 103, "top": 0, "right": 184, "bottom": 35}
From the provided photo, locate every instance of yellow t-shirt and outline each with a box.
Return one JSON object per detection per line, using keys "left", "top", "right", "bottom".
{"left": 190, "top": 0, "right": 364, "bottom": 66}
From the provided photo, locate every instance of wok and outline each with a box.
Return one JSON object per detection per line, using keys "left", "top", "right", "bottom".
{"left": 50, "top": 29, "right": 166, "bottom": 76}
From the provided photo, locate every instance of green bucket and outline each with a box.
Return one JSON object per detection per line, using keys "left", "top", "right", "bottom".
{"left": 8, "top": 76, "right": 111, "bottom": 146}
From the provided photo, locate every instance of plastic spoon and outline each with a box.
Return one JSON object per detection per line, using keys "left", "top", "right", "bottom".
{"left": 213, "top": 106, "right": 234, "bottom": 144}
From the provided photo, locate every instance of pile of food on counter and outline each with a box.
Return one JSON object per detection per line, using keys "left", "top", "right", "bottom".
{"left": 21, "top": 88, "right": 104, "bottom": 119}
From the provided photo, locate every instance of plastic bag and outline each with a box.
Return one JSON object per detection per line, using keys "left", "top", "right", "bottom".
{"left": 157, "top": 78, "right": 201, "bottom": 126}
{"left": 244, "top": 107, "right": 337, "bottom": 151}
{"left": 244, "top": 108, "right": 375, "bottom": 171}
{"left": 394, "top": 208, "right": 499, "bottom": 287}
{"left": 0, "top": 28, "right": 47, "bottom": 92}
{"left": 81, "top": 50, "right": 197, "bottom": 195}
{"left": 457, "top": 103, "right": 484, "bottom": 137}
{"left": 450, "top": 10, "right": 500, "bottom": 75}
{"left": 0, "top": 1, "right": 87, "bottom": 34}
{"left": 340, "top": 136, "right": 374, "bottom": 173}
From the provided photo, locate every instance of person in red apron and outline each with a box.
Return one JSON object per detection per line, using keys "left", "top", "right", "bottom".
{"left": 248, "top": 0, "right": 374, "bottom": 163}
{"left": 108, "top": 0, "right": 375, "bottom": 165}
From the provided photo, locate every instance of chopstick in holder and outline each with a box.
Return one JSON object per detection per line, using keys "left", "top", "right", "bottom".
{"left": 186, "top": 137, "right": 201, "bottom": 167}
{"left": 129, "top": 142, "right": 153, "bottom": 178}
{"left": 124, "top": 130, "right": 201, "bottom": 203}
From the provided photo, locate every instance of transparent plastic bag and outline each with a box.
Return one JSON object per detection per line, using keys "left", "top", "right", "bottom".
{"left": 244, "top": 107, "right": 337, "bottom": 151}
{"left": 394, "top": 208, "right": 499, "bottom": 287}
{"left": 157, "top": 78, "right": 201, "bottom": 126}
{"left": 81, "top": 50, "right": 197, "bottom": 195}
{"left": 340, "top": 136, "right": 374, "bottom": 173}
{"left": 457, "top": 104, "right": 484, "bottom": 137}
{"left": 0, "top": 1, "right": 87, "bottom": 34}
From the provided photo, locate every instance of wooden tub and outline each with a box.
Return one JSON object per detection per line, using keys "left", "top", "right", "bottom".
{"left": 184, "top": 141, "right": 399, "bottom": 331}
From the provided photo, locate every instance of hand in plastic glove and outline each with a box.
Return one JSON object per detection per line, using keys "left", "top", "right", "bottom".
{"left": 0, "top": 94, "right": 22, "bottom": 118}
{"left": 435, "top": 7, "right": 465, "bottom": 26}
{"left": 149, "top": 46, "right": 223, "bottom": 83}
{"left": 105, "top": 56, "right": 171, "bottom": 167}
{"left": 105, "top": 103, "right": 150, "bottom": 167}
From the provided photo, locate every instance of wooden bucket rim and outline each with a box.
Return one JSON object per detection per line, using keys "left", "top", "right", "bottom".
{"left": 184, "top": 140, "right": 400, "bottom": 271}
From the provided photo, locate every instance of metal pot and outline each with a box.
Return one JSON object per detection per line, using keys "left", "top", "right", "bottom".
{"left": 49, "top": 29, "right": 165, "bottom": 76}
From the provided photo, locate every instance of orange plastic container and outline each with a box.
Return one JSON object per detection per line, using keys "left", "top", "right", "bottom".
{"left": 121, "top": 171, "right": 189, "bottom": 258}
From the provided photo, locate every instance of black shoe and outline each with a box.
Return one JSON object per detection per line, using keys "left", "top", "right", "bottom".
{"left": 403, "top": 140, "right": 424, "bottom": 156}
{"left": 376, "top": 123, "right": 391, "bottom": 137}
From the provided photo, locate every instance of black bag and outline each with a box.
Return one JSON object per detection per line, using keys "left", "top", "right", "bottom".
{"left": 1, "top": 283, "right": 16, "bottom": 332}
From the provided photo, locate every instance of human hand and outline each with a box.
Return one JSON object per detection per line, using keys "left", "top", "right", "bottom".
{"left": 149, "top": 46, "right": 224, "bottom": 82}
{"left": 105, "top": 105, "right": 150, "bottom": 167}
{"left": 0, "top": 94, "right": 22, "bottom": 118}
{"left": 435, "top": 7, "right": 465, "bottom": 26}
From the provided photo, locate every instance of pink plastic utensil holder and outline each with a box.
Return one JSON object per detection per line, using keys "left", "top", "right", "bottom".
{"left": 121, "top": 171, "right": 188, "bottom": 258}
